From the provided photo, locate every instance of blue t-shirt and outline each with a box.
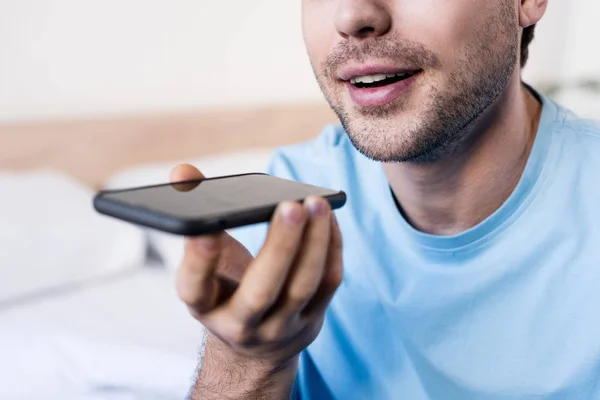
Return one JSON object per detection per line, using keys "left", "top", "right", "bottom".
{"left": 230, "top": 95, "right": 600, "bottom": 399}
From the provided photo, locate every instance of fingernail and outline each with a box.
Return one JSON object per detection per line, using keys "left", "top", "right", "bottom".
{"left": 307, "top": 197, "right": 328, "bottom": 217}
{"left": 193, "top": 237, "right": 219, "bottom": 252}
{"left": 280, "top": 202, "right": 303, "bottom": 225}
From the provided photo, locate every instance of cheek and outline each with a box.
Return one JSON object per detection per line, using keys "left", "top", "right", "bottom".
{"left": 395, "top": 0, "right": 485, "bottom": 67}
{"left": 301, "top": 0, "right": 341, "bottom": 70}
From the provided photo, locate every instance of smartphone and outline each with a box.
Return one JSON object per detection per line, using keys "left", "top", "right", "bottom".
{"left": 93, "top": 173, "right": 346, "bottom": 236}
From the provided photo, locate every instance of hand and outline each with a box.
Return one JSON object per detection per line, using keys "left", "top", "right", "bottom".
{"left": 172, "top": 164, "right": 344, "bottom": 368}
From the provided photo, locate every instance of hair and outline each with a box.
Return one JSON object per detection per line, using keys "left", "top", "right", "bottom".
{"left": 520, "top": 25, "right": 536, "bottom": 68}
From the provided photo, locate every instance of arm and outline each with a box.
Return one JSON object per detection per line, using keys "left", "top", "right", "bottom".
{"left": 190, "top": 335, "right": 298, "bottom": 400}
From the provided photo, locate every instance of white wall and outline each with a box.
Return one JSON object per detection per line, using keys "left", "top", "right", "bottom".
{"left": 0, "top": 0, "right": 321, "bottom": 122}
{"left": 0, "top": 0, "right": 597, "bottom": 123}
{"left": 523, "top": 0, "right": 600, "bottom": 83}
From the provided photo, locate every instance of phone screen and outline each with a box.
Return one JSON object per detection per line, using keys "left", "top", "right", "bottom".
{"left": 101, "top": 174, "right": 340, "bottom": 219}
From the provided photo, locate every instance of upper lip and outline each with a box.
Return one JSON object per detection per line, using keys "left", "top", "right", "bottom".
{"left": 338, "top": 64, "right": 420, "bottom": 81}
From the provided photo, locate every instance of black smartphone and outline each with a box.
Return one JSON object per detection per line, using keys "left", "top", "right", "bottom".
{"left": 93, "top": 173, "right": 346, "bottom": 236}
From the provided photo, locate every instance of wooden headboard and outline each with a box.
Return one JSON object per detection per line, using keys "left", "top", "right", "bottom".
{"left": 0, "top": 102, "right": 338, "bottom": 188}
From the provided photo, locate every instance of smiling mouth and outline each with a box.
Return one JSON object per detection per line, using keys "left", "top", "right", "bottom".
{"left": 350, "top": 71, "right": 418, "bottom": 89}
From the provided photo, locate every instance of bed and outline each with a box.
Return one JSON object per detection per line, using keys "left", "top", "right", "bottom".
{"left": 0, "top": 101, "right": 337, "bottom": 399}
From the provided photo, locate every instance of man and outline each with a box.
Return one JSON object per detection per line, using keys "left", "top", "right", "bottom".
{"left": 174, "top": 0, "right": 600, "bottom": 398}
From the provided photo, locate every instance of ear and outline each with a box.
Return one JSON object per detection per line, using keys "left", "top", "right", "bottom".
{"left": 519, "top": 0, "right": 548, "bottom": 28}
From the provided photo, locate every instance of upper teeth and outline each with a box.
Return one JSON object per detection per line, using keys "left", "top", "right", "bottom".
{"left": 350, "top": 73, "right": 408, "bottom": 85}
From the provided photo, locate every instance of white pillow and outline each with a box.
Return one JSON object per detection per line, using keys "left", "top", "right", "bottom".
{"left": 103, "top": 147, "right": 275, "bottom": 270}
{"left": 0, "top": 170, "right": 146, "bottom": 305}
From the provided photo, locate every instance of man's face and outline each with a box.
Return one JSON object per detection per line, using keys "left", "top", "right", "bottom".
{"left": 302, "top": 0, "right": 520, "bottom": 163}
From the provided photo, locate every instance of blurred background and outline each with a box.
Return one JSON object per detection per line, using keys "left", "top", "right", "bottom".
{"left": 0, "top": 1, "right": 598, "bottom": 399}
{"left": 0, "top": 0, "right": 319, "bottom": 121}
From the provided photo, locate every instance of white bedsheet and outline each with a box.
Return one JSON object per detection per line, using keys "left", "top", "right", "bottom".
{"left": 0, "top": 269, "right": 203, "bottom": 399}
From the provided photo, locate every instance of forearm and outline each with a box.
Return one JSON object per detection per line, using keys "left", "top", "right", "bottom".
{"left": 189, "top": 335, "right": 298, "bottom": 400}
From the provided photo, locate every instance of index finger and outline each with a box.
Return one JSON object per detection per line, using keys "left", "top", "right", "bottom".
{"left": 227, "top": 201, "right": 308, "bottom": 323}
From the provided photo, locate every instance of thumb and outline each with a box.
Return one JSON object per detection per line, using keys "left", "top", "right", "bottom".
{"left": 170, "top": 163, "right": 205, "bottom": 183}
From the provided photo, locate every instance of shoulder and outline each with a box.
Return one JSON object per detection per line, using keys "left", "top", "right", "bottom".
{"left": 547, "top": 100, "right": 600, "bottom": 200}
{"left": 550, "top": 101, "right": 600, "bottom": 178}
{"left": 553, "top": 100, "right": 600, "bottom": 146}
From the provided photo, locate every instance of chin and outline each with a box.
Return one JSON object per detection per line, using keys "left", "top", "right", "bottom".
{"left": 337, "top": 106, "right": 441, "bottom": 163}
{"left": 342, "top": 123, "right": 430, "bottom": 163}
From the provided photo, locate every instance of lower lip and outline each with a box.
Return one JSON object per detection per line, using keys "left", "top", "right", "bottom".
{"left": 346, "top": 73, "right": 419, "bottom": 107}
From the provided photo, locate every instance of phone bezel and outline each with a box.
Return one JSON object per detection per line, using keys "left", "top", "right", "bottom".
{"left": 93, "top": 173, "right": 346, "bottom": 236}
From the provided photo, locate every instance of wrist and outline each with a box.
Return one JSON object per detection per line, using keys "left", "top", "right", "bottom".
{"left": 207, "top": 334, "right": 299, "bottom": 374}
{"left": 195, "top": 334, "right": 299, "bottom": 399}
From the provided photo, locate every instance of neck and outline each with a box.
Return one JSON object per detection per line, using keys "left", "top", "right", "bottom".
{"left": 384, "top": 75, "right": 543, "bottom": 235}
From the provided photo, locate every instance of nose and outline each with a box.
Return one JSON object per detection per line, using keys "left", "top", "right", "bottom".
{"left": 335, "top": 0, "right": 392, "bottom": 39}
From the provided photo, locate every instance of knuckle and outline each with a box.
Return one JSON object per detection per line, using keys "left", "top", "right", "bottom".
{"left": 222, "top": 321, "right": 253, "bottom": 345}
{"left": 260, "top": 322, "right": 288, "bottom": 343}
{"left": 180, "top": 293, "right": 211, "bottom": 314}
{"left": 274, "top": 237, "right": 300, "bottom": 254}
{"left": 176, "top": 280, "right": 206, "bottom": 308}
{"left": 307, "top": 230, "right": 329, "bottom": 249}
{"left": 262, "top": 236, "right": 297, "bottom": 259}
{"left": 187, "top": 307, "right": 206, "bottom": 323}
{"left": 176, "top": 273, "right": 209, "bottom": 309}
{"left": 334, "top": 238, "right": 343, "bottom": 251}
{"left": 243, "top": 290, "right": 273, "bottom": 315}
{"left": 325, "top": 265, "right": 344, "bottom": 290}
{"left": 287, "top": 286, "right": 313, "bottom": 309}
